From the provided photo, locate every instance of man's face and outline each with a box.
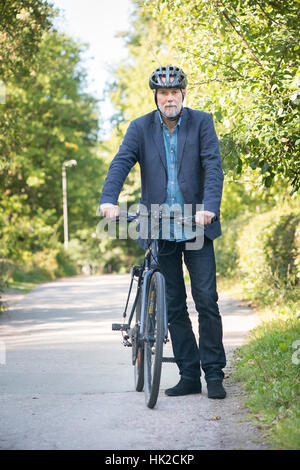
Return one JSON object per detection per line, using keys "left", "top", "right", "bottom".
{"left": 154, "top": 76, "right": 186, "bottom": 118}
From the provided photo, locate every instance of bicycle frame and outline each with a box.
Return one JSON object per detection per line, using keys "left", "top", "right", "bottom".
{"left": 140, "top": 240, "right": 168, "bottom": 339}
{"left": 120, "top": 239, "right": 168, "bottom": 341}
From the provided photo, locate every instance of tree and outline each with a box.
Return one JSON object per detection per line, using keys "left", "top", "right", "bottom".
{"left": 144, "top": 0, "right": 299, "bottom": 191}
{"left": 0, "top": 0, "right": 56, "bottom": 182}
{"left": 0, "top": 30, "right": 103, "bottom": 268}
{"left": 0, "top": 0, "right": 54, "bottom": 81}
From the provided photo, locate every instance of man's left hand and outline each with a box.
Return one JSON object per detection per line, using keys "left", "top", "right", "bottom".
{"left": 194, "top": 210, "right": 215, "bottom": 225}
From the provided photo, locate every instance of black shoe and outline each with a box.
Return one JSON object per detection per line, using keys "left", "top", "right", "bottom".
{"left": 165, "top": 378, "right": 201, "bottom": 396}
{"left": 207, "top": 380, "right": 226, "bottom": 399}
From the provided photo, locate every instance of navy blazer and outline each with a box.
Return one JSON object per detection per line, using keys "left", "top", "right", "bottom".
{"left": 100, "top": 107, "right": 224, "bottom": 242}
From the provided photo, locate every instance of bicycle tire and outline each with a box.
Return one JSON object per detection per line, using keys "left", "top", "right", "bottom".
{"left": 144, "top": 271, "right": 165, "bottom": 409}
{"left": 132, "top": 291, "right": 144, "bottom": 391}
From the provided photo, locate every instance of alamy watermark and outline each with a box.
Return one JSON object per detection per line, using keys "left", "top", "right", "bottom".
{"left": 96, "top": 202, "right": 207, "bottom": 250}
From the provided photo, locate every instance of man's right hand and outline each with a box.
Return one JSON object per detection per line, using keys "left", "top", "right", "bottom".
{"left": 100, "top": 205, "right": 120, "bottom": 218}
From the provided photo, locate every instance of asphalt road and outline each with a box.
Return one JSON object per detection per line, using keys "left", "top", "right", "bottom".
{"left": 0, "top": 275, "right": 269, "bottom": 450}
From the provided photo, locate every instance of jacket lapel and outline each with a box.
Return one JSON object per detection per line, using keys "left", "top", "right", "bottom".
{"left": 151, "top": 108, "right": 190, "bottom": 174}
{"left": 151, "top": 111, "right": 167, "bottom": 173}
{"left": 177, "top": 107, "right": 189, "bottom": 173}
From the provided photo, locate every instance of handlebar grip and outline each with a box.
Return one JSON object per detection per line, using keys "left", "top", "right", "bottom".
{"left": 191, "top": 214, "right": 219, "bottom": 224}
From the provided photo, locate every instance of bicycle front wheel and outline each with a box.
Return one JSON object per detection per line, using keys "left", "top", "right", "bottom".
{"left": 144, "top": 271, "right": 165, "bottom": 409}
{"left": 132, "top": 291, "right": 144, "bottom": 392}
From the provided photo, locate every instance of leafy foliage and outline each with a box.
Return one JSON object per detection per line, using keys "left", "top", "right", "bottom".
{"left": 144, "top": 0, "right": 300, "bottom": 190}
{"left": 0, "top": 19, "right": 104, "bottom": 283}
{"left": 0, "top": 0, "right": 54, "bottom": 81}
{"left": 237, "top": 203, "right": 300, "bottom": 302}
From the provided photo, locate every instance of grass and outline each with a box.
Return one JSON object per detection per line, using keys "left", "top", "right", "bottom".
{"left": 5, "top": 280, "right": 38, "bottom": 293}
{"left": 219, "top": 276, "right": 300, "bottom": 450}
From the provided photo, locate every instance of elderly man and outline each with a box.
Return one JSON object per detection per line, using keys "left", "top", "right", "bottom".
{"left": 100, "top": 65, "right": 226, "bottom": 399}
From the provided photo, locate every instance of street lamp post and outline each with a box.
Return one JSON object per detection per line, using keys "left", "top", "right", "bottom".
{"left": 62, "top": 160, "right": 77, "bottom": 250}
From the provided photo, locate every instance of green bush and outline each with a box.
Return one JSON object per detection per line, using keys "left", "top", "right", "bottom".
{"left": 265, "top": 213, "right": 300, "bottom": 285}
{"left": 214, "top": 214, "right": 249, "bottom": 278}
{"left": 55, "top": 248, "right": 78, "bottom": 277}
{"left": 228, "top": 198, "right": 300, "bottom": 449}
{"left": 12, "top": 266, "right": 53, "bottom": 283}
{"left": 2, "top": 245, "right": 78, "bottom": 287}
{"left": 237, "top": 205, "right": 300, "bottom": 304}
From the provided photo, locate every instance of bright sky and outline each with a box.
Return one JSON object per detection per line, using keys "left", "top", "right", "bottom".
{"left": 51, "top": 0, "right": 134, "bottom": 133}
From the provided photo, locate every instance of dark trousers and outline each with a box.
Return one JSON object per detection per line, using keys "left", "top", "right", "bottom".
{"left": 158, "top": 236, "right": 226, "bottom": 382}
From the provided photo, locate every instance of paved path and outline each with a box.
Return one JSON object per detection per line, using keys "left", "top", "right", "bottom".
{"left": 0, "top": 275, "right": 269, "bottom": 450}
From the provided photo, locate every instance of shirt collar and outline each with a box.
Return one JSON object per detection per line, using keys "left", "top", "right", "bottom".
{"left": 158, "top": 111, "right": 182, "bottom": 128}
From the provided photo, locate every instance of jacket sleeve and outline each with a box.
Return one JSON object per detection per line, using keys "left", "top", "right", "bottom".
{"left": 200, "top": 114, "right": 224, "bottom": 215}
{"left": 100, "top": 121, "right": 139, "bottom": 205}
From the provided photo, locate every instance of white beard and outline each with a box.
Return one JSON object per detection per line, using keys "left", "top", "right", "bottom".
{"left": 157, "top": 103, "right": 182, "bottom": 121}
{"left": 158, "top": 102, "right": 182, "bottom": 118}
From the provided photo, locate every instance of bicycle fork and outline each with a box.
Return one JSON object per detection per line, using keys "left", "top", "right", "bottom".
{"left": 140, "top": 269, "right": 168, "bottom": 340}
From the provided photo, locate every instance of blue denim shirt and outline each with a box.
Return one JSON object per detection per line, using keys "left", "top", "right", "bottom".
{"left": 159, "top": 114, "right": 195, "bottom": 241}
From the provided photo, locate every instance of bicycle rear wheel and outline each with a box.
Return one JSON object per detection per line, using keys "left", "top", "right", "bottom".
{"left": 144, "top": 271, "right": 165, "bottom": 409}
{"left": 132, "top": 291, "right": 144, "bottom": 391}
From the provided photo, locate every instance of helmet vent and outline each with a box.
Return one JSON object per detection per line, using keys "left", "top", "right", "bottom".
{"left": 149, "top": 65, "right": 187, "bottom": 90}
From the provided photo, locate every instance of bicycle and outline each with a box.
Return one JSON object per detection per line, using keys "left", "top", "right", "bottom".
{"left": 110, "top": 210, "right": 218, "bottom": 409}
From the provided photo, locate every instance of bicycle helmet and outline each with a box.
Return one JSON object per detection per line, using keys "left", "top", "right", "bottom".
{"left": 149, "top": 65, "right": 187, "bottom": 90}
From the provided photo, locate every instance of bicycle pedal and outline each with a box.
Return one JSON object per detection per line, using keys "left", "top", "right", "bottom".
{"left": 112, "top": 323, "right": 129, "bottom": 331}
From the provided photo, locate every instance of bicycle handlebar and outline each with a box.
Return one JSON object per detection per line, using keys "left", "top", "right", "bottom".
{"left": 107, "top": 210, "right": 218, "bottom": 225}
